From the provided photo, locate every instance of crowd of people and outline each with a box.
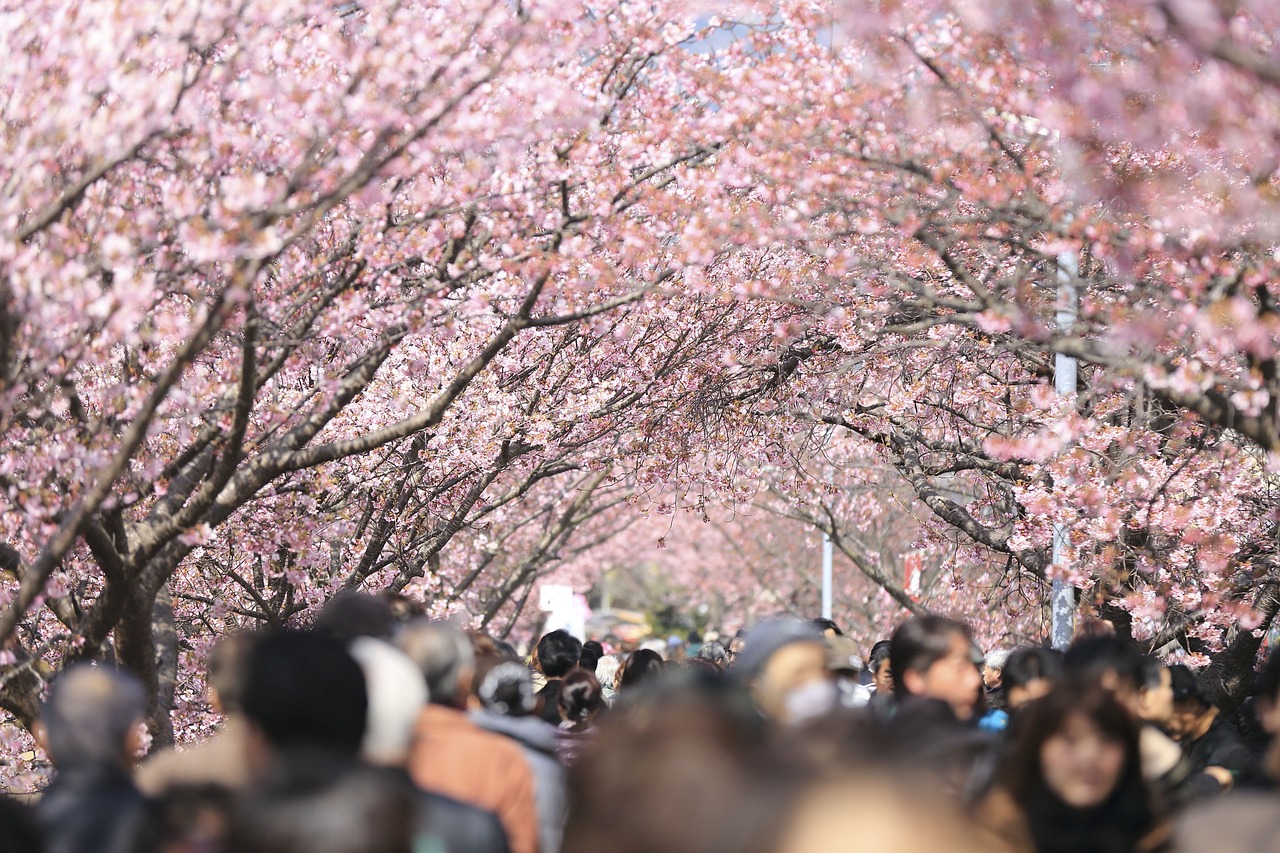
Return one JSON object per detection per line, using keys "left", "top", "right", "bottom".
{"left": 6, "top": 595, "right": 1280, "bottom": 853}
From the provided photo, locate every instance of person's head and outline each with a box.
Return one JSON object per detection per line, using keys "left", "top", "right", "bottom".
{"left": 579, "top": 647, "right": 601, "bottom": 673}
{"left": 348, "top": 637, "right": 427, "bottom": 766}
{"left": 537, "top": 630, "right": 583, "bottom": 680}
{"left": 1062, "top": 635, "right": 1146, "bottom": 714}
{"left": 1133, "top": 657, "right": 1174, "bottom": 726}
{"left": 889, "top": 616, "right": 981, "bottom": 720}
{"left": 39, "top": 664, "right": 146, "bottom": 770}
{"left": 227, "top": 757, "right": 415, "bottom": 853}
{"left": 395, "top": 620, "right": 474, "bottom": 708}
{"left": 241, "top": 632, "right": 367, "bottom": 761}
{"left": 1166, "top": 664, "right": 1213, "bottom": 740}
{"left": 618, "top": 649, "right": 665, "bottom": 690}
{"left": 312, "top": 592, "right": 394, "bottom": 644}
{"left": 697, "top": 642, "right": 729, "bottom": 668}
{"left": 736, "top": 618, "right": 831, "bottom": 724}
{"left": 726, "top": 630, "right": 746, "bottom": 666}
{"left": 558, "top": 668, "right": 604, "bottom": 729}
{"left": 1000, "top": 679, "right": 1151, "bottom": 848}
{"left": 475, "top": 657, "right": 537, "bottom": 717}
{"left": 982, "top": 649, "right": 1010, "bottom": 689}
{"left": 206, "top": 633, "right": 257, "bottom": 716}
{"left": 811, "top": 618, "right": 842, "bottom": 638}
{"left": 867, "top": 640, "right": 893, "bottom": 694}
{"left": 1254, "top": 646, "right": 1280, "bottom": 736}
{"left": 595, "top": 654, "right": 622, "bottom": 690}
{"left": 1003, "top": 647, "right": 1063, "bottom": 711}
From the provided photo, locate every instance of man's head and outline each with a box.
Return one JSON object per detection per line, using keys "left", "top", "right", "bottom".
{"left": 1002, "top": 646, "right": 1062, "bottom": 711}
{"left": 982, "top": 649, "right": 1010, "bottom": 690}
{"left": 241, "top": 632, "right": 367, "bottom": 761}
{"left": 396, "top": 620, "right": 474, "bottom": 708}
{"left": 697, "top": 642, "right": 729, "bottom": 668}
{"left": 867, "top": 640, "right": 893, "bottom": 694}
{"left": 312, "top": 592, "right": 394, "bottom": 644}
{"left": 811, "top": 618, "right": 842, "bottom": 638}
{"left": 1166, "top": 664, "right": 1214, "bottom": 740}
{"left": 40, "top": 664, "right": 146, "bottom": 770}
{"left": 736, "top": 617, "right": 831, "bottom": 724}
{"left": 889, "top": 616, "right": 981, "bottom": 720}
{"left": 1062, "top": 635, "right": 1148, "bottom": 717}
{"left": 536, "top": 630, "right": 582, "bottom": 680}
{"left": 1133, "top": 657, "right": 1174, "bottom": 726}
{"left": 348, "top": 637, "right": 427, "bottom": 767}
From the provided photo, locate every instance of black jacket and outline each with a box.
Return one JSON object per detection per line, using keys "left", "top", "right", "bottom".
{"left": 36, "top": 763, "right": 149, "bottom": 853}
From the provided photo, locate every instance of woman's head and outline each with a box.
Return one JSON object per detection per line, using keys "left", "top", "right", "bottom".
{"left": 1003, "top": 679, "right": 1149, "bottom": 826}
{"left": 559, "top": 668, "right": 604, "bottom": 727}
{"left": 619, "top": 649, "right": 664, "bottom": 690}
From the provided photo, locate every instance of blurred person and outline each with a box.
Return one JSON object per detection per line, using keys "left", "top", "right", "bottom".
{"left": 136, "top": 633, "right": 257, "bottom": 795}
{"left": 889, "top": 615, "right": 982, "bottom": 721}
{"left": 726, "top": 630, "right": 746, "bottom": 668}
{"left": 616, "top": 648, "right": 664, "bottom": 692}
{"left": 351, "top": 637, "right": 511, "bottom": 853}
{"left": 825, "top": 635, "right": 870, "bottom": 709}
{"left": 1061, "top": 634, "right": 1201, "bottom": 805}
{"left": 697, "top": 642, "right": 729, "bottom": 669}
{"left": 399, "top": 620, "right": 540, "bottom": 853}
{"left": 0, "top": 794, "right": 45, "bottom": 853}
{"left": 535, "top": 631, "right": 583, "bottom": 726}
{"left": 240, "top": 631, "right": 368, "bottom": 766}
{"left": 735, "top": 618, "right": 833, "bottom": 725}
{"left": 866, "top": 639, "right": 893, "bottom": 699}
{"left": 561, "top": 680, "right": 799, "bottom": 853}
{"left": 133, "top": 784, "right": 232, "bottom": 853}
{"left": 35, "top": 664, "right": 150, "bottom": 853}
{"left": 312, "top": 590, "right": 394, "bottom": 644}
{"left": 594, "top": 654, "right": 621, "bottom": 703}
{"left": 555, "top": 668, "right": 604, "bottom": 766}
{"left": 471, "top": 654, "right": 566, "bottom": 853}
{"left": 776, "top": 774, "right": 989, "bottom": 853}
{"left": 227, "top": 755, "right": 417, "bottom": 853}
{"left": 810, "top": 618, "right": 842, "bottom": 638}
{"left": 1003, "top": 647, "right": 1063, "bottom": 712}
{"left": 975, "top": 679, "right": 1161, "bottom": 853}
{"left": 1166, "top": 664, "right": 1256, "bottom": 793}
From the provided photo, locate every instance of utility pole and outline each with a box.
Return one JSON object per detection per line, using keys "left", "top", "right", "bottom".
{"left": 822, "top": 467, "right": 834, "bottom": 620}
{"left": 1051, "top": 250, "right": 1079, "bottom": 650}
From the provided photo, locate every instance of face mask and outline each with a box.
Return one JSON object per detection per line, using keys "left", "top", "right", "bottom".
{"left": 784, "top": 679, "right": 838, "bottom": 725}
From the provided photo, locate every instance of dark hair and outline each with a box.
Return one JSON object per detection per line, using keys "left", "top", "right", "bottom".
{"left": 811, "top": 618, "right": 842, "bottom": 636}
{"left": 998, "top": 679, "right": 1153, "bottom": 853}
{"left": 619, "top": 649, "right": 665, "bottom": 690}
{"left": 889, "top": 616, "right": 971, "bottom": 699}
{"left": 1062, "top": 636, "right": 1144, "bottom": 693}
{"left": 241, "top": 632, "right": 367, "bottom": 755}
{"left": 0, "top": 793, "right": 45, "bottom": 853}
{"left": 474, "top": 655, "right": 536, "bottom": 717}
{"left": 867, "top": 639, "right": 892, "bottom": 673}
{"left": 1002, "top": 647, "right": 1063, "bottom": 692}
{"left": 579, "top": 648, "right": 601, "bottom": 673}
{"left": 538, "top": 630, "right": 584, "bottom": 679}
{"left": 1168, "top": 664, "right": 1205, "bottom": 705}
{"left": 583, "top": 640, "right": 605, "bottom": 658}
{"left": 1256, "top": 646, "right": 1280, "bottom": 704}
{"left": 227, "top": 757, "right": 415, "bottom": 853}
{"left": 312, "top": 592, "right": 393, "bottom": 644}
{"left": 558, "top": 668, "right": 604, "bottom": 728}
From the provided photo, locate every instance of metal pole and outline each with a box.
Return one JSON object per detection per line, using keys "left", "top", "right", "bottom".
{"left": 1051, "top": 249, "right": 1079, "bottom": 650}
{"left": 822, "top": 526, "right": 833, "bottom": 620}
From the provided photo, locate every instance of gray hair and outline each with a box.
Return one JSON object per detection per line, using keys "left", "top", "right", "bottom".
{"left": 348, "top": 637, "right": 427, "bottom": 765}
{"left": 395, "top": 620, "right": 473, "bottom": 706}
{"left": 595, "top": 654, "right": 621, "bottom": 690}
{"left": 984, "top": 649, "right": 1012, "bottom": 670}
{"left": 42, "top": 664, "right": 146, "bottom": 769}
{"left": 697, "top": 642, "right": 728, "bottom": 667}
